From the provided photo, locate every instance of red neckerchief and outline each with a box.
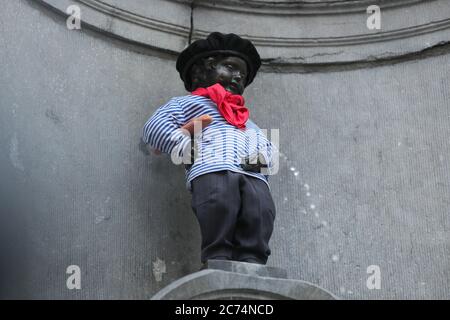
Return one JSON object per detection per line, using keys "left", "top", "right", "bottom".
{"left": 191, "top": 83, "right": 249, "bottom": 129}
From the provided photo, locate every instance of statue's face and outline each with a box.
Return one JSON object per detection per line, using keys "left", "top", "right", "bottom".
{"left": 203, "top": 56, "right": 248, "bottom": 95}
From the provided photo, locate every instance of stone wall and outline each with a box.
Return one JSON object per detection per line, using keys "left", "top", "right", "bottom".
{"left": 0, "top": 0, "right": 449, "bottom": 299}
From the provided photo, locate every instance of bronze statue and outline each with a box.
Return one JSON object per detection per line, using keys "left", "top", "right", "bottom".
{"left": 143, "top": 32, "right": 278, "bottom": 265}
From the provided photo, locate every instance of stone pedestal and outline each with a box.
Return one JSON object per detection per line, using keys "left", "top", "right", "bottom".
{"left": 152, "top": 260, "right": 338, "bottom": 300}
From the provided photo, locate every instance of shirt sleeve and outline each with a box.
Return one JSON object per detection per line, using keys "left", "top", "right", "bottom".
{"left": 263, "top": 140, "right": 279, "bottom": 176}
{"left": 246, "top": 120, "right": 279, "bottom": 176}
{"left": 255, "top": 130, "right": 279, "bottom": 176}
{"left": 142, "top": 99, "right": 192, "bottom": 159}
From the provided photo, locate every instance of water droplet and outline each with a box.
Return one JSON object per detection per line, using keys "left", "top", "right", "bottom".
{"left": 310, "top": 204, "right": 316, "bottom": 210}
{"left": 95, "top": 216, "right": 105, "bottom": 224}
{"left": 306, "top": 192, "right": 311, "bottom": 197}
{"left": 294, "top": 171, "right": 299, "bottom": 176}
{"left": 332, "top": 254, "right": 339, "bottom": 262}
{"left": 290, "top": 167, "right": 296, "bottom": 171}
{"left": 304, "top": 184, "right": 310, "bottom": 190}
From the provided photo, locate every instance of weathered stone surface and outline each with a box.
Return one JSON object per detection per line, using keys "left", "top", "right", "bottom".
{"left": 36, "top": 0, "right": 191, "bottom": 53}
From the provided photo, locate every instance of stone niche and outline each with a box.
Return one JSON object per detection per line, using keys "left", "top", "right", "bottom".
{"left": 29, "top": 0, "right": 450, "bottom": 300}
{"left": 37, "top": 0, "right": 450, "bottom": 65}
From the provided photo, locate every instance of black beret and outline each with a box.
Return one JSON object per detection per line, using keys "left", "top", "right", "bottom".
{"left": 176, "top": 32, "right": 261, "bottom": 91}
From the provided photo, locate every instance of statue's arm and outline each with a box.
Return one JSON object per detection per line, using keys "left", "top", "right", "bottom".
{"left": 142, "top": 99, "right": 191, "bottom": 156}
{"left": 263, "top": 140, "right": 279, "bottom": 176}
{"left": 142, "top": 100, "right": 213, "bottom": 158}
{"left": 255, "top": 133, "right": 279, "bottom": 176}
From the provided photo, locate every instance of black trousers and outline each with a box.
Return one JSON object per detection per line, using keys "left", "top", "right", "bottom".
{"left": 190, "top": 170, "right": 276, "bottom": 264}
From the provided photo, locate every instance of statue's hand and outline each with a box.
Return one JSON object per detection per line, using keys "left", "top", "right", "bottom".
{"left": 181, "top": 114, "right": 213, "bottom": 136}
{"left": 151, "top": 115, "right": 212, "bottom": 156}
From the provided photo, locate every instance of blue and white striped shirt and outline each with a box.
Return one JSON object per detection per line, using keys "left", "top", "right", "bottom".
{"left": 142, "top": 94, "right": 278, "bottom": 191}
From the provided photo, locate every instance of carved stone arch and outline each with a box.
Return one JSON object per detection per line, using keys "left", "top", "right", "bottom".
{"left": 37, "top": 0, "right": 450, "bottom": 67}
{"left": 171, "top": 0, "right": 428, "bottom": 15}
